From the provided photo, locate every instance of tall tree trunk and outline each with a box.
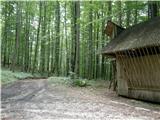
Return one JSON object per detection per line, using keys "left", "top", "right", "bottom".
{"left": 71, "top": 2, "right": 76, "bottom": 75}
{"left": 47, "top": 11, "right": 51, "bottom": 76}
{"left": 148, "top": 1, "right": 158, "bottom": 19}
{"left": 40, "top": 2, "right": 47, "bottom": 74}
{"left": 101, "top": 3, "right": 106, "bottom": 80}
{"left": 32, "top": 1, "right": 42, "bottom": 73}
{"left": 51, "top": 26, "right": 55, "bottom": 73}
{"left": 88, "top": 1, "right": 93, "bottom": 79}
{"left": 117, "top": 1, "right": 122, "bottom": 26}
{"left": 134, "top": 1, "right": 138, "bottom": 24}
{"left": 64, "top": 2, "right": 69, "bottom": 76}
{"left": 70, "top": 1, "right": 80, "bottom": 78}
{"left": 3, "top": 2, "right": 8, "bottom": 67}
{"left": 108, "top": 1, "right": 112, "bottom": 20}
{"left": 95, "top": 12, "right": 100, "bottom": 79}
{"left": 75, "top": 1, "right": 80, "bottom": 77}
{"left": 54, "top": 1, "right": 60, "bottom": 75}
{"left": 24, "top": 2, "right": 30, "bottom": 72}
{"left": 126, "top": 1, "right": 131, "bottom": 27}
{"left": 50, "top": 3, "right": 55, "bottom": 74}
{"left": 11, "top": 2, "right": 21, "bottom": 71}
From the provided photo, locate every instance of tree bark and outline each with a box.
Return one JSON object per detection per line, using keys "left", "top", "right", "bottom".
{"left": 134, "top": 1, "right": 138, "bottom": 24}
{"left": 32, "top": 1, "right": 42, "bottom": 73}
{"left": 3, "top": 2, "right": 8, "bottom": 67}
{"left": 75, "top": 1, "right": 80, "bottom": 77}
{"left": 40, "top": 2, "right": 47, "bottom": 74}
{"left": 148, "top": 1, "right": 158, "bottom": 19}
{"left": 64, "top": 2, "right": 70, "bottom": 76}
{"left": 126, "top": 1, "right": 131, "bottom": 27}
{"left": 54, "top": 1, "right": 60, "bottom": 75}
{"left": 11, "top": 2, "right": 21, "bottom": 71}
{"left": 70, "top": 1, "right": 80, "bottom": 78}
{"left": 117, "top": 1, "right": 122, "bottom": 26}
{"left": 88, "top": 1, "right": 93, "bottom": 79}
{"left": 24, "top": 2, "right": 30, "bottom": 72}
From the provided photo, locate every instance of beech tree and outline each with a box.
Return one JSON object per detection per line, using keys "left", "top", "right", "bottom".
{"left": 1, "top": 1, "right": 159, "bottom": 79}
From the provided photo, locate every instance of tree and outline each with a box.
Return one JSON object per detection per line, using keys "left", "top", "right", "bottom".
{"left": 75, "top": 1, "right": 80, "bottom": 77}
{"left": 2, "top": 2, "right": 8, "bottom": 67}
{"left": 134, "top": 1, "right": 138, "bottom": 24}
{"left": 117, "top": 1, "right": 122, "bottom": 26}
{"left": 32, "top": 1, "right": 42, "bottom": 73}
{"left": 126, "top": 1, "right": 131, "bottom": 27}
{"left": 11, "top": 2, "right": 21, "bottom": 71}
{"left": 70, "top": 1, "right": 80, "bottom": 77}
{"left": 64, "top": 2, "right": 70, "bottom": 76}
{"left": 40, "top": 1, "right": 47, "bottom": 74}
{"left": 46, "top": 3, "right": 52, "bottom": 75}
{"left": 148, "top": 1, "right": 158, "bottom": 19}
{"left": 24, "top": 2, "right": 30, "bottom": 72}
{"left": 2, "top": 1, "right": 159, "bottom": 80}
{"left": 54, "top": 1, "right": 60, "bottom": 75}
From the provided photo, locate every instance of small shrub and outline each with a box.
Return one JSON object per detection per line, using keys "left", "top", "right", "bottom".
{"left": 1, "top": 70, "right": 17, "bottom": 84}
{"left": 69, "top": 71, "right": 77, "bottom": 79}
{"left": 14, "top": 72, "right": 33, "bottom": 79}
{"left": 48, "top": 77, "right": 71, "bottom": 85}
{"left": 73, "top": 79, "right": 88, "bottom": 87}
{"left": 1, "top": 69, "right": 33, "bottom": 85}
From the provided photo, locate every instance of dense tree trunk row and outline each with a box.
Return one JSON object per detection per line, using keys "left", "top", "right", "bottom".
{"left": 1, "top": 1, "right": 160, "bottom": 80}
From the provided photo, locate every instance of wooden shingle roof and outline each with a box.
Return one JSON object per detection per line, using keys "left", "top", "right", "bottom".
{"left": 102, "top": 17, "right": 160, "bottom": 55}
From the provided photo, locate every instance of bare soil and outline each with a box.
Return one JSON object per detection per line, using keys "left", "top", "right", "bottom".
{"left": 1, "top": 79, "right": 160, "bottom": 120}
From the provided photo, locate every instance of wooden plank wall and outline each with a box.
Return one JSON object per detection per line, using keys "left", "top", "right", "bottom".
{"left": 117, "top": 54, "right": 160, "bottom": 91}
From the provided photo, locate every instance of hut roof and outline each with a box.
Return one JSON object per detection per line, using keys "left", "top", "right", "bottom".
{"left": 102, "top": 17, "right": 160, "bottom": 55}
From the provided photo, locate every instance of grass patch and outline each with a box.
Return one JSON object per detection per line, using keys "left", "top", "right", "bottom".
{"left": 1, "top": 69, "right": 34, "bottom": 85}
{"left": 72, "top": 79, "right": 88, "bottom": 87}
{"left": 48, "top": 76, "right": 71, "bottom": 85}
{"left": 14, "top": 72, "right": 33, "bottom": 80}
{"left": 1, "top": 70, "right": 17, "bottom": 85}
{"left": 48, "top": 76, "right": 109, "bottom": 88}
{"left": 87, "top": 79, "right": 109, "bottom": 88}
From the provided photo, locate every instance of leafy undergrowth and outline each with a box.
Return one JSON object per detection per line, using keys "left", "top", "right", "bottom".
{"left": 48, "top": 76, "right": 109, "bottom": 88}
{"left": 1, "top": 69, "right": 34, "bottom": 85}
{"left": 1, "top": 68, "right": 109, "bottom": 88}
{"left": 48, "top": 77, "right": 71, "bottom": 85}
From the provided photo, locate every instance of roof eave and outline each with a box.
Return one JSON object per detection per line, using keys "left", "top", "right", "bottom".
{"left": 102, "top": 52, "right": 116, "bottom": 58}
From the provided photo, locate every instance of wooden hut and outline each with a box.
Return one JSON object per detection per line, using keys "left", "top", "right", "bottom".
{"left": 102, "top": 17, "right": 160, "bottom": 103}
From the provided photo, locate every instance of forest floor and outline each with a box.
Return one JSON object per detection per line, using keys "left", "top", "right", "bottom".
{"left": 1, "top": 78, "right": 160, "bottom": 120}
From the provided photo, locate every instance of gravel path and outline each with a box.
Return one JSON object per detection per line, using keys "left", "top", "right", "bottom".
{"left": 1, "top": 79, "right": 160, "bottom": 120}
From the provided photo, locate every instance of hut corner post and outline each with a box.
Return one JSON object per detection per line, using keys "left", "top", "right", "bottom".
{"left": 104, "top": 21, "right": 125, "bottom": 91}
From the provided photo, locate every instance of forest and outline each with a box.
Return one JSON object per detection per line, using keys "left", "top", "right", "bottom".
{"left": 1, "top": 1, "right": 160, "bottom": 120}
{"left": 1, "top": 1, "right": 160, "bottom": 80}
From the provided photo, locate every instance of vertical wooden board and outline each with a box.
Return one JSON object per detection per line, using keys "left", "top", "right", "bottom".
{"left": 117, "top": 59, "right": 128, "bottom": 96}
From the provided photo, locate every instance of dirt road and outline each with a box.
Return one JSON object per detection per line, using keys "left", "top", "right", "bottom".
{"left": 1, "top": 79, "right": 160, "bottom": 120}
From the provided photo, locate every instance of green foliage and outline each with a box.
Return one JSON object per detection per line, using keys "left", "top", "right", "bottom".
{"left": 48, "top": 76, "right": 71, "bottom": 85}
{"left": 1, "top": 1, "right": 159, "bottom": 81}
{"left": 48, "top": 76, "right": 108, "bottom": 88}
{"left": 69, "top": 71, "right": 77, "bottom": 79}
{"left": 48, "top": 76, "right": 88, "bottom": 87}
{"left": 14, "top": 72, "right": 33, "bottom": 79}
{"left": 72, "top": 79, "right": 88, "bottom": 87}
{"left": 1, "top": 69, "right": 33, "bottom": 85}
{"left": 1, "top": 70, "right": 17, "bottom": 85}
